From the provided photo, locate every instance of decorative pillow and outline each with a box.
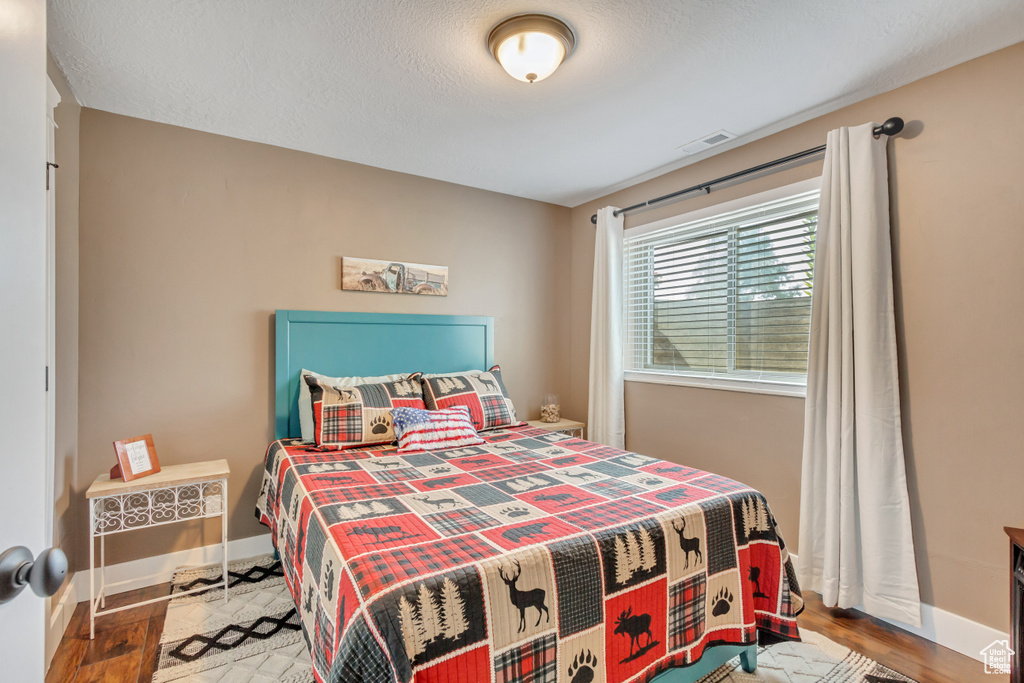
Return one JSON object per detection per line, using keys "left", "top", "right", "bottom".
{"left": 304, "top": 374, "right": 425, "bottom": 448}
{"left": 420, "top": 370, "right": 485, "bottom": 378}
{"left": 419, "top": 365, "right": 520, "bottom": 432}
{"left": 298, "top": 369, "right": 409, "bottom": 443}
{"left": 391, "top": 406, "right": 484, "bottom": 453}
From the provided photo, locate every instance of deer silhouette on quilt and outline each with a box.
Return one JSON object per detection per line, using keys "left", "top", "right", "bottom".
{"left": 415, "top": 496, "right": 459, "bottom": 510}
{"left": 671, "top": 518, "right": 703, "bottom": 568}
{"left": 498, "top": 559, "right": 549, "bottom": 633}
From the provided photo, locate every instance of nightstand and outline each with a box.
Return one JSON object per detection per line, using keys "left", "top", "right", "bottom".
{"left": 525, "top": 418, "right": 585, "bottom": 439}
{"left": 85, "top": 459, "right": 230, "bottom": 639}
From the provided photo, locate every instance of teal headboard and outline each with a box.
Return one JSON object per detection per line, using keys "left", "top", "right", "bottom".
{"left": 274, "top": 310, "right": 494, "bottom": 439}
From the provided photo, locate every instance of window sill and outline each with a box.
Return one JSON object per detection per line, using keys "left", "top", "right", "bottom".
{"left": 624, "top": 370, "right": 807, "bottom": 398}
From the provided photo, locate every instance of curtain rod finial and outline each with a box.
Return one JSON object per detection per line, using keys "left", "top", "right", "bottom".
{"left": 875, "top": 117, "right": 904, "bottom": 137}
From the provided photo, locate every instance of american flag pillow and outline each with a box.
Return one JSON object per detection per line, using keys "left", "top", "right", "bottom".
{"left": 391, "top": 405, "right": 484, "bottom": 453}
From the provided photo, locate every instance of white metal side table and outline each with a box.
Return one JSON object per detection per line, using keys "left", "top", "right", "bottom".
{"left": 85, "top": 459, "right": 230, "bottom": 639}
{"left": 525, "top": 418, "right": 586, "bottom": 439}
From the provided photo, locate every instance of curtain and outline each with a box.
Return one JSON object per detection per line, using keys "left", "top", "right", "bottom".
{"left": 588, "top": 206, "right": 625, "bottom": 449}
{"left": 798, "top": 123, "right": 921, "bottom": 627}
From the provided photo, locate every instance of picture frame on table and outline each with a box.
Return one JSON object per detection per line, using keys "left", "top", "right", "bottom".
{"left": 111, "top": 433, "right": 161, "bottom": 481}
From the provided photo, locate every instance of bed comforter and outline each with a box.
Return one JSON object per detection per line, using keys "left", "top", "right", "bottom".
{"left": 255, "top": 425, "right": 802, "bottom": 683}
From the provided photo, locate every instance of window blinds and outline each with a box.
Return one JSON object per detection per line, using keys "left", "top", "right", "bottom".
{"left": 624, "top": 189, "right": 819, "bottom": 386}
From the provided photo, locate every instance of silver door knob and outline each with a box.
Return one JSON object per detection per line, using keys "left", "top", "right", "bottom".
{"left": 0, "top": 546, "right": 68, "bottom": 603}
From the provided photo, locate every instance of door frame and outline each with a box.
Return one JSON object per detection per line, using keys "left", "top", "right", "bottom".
{"left": 43, "top": 75, "right": 62, "bottom": 669}
{"left": 45, "top": 75, "right": 59, "bottom": 550}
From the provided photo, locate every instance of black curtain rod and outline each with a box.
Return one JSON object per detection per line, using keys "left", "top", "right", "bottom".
{"left": 590, "top": 117, "right": 905, "bottom": 225}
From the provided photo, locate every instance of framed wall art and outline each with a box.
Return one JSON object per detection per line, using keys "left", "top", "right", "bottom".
{"left": 342, "top": 257, "right": 448, "bottom": 296}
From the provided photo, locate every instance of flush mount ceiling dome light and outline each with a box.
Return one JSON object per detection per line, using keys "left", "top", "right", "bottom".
{"left": 488, "top": 13, "right": 575, "bottom": 84}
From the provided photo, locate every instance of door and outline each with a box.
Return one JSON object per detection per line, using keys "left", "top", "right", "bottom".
{"left": 0, "top": 0, "right": 51, "bottom": 679}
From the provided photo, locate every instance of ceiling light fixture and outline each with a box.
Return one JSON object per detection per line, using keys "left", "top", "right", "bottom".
{"left": 487, "top": 13, "right": 575, "bottom": 84}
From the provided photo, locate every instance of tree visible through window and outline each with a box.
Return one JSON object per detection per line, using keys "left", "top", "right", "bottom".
{"left": 625, "top": 187, "right": 819, "bottom": 388}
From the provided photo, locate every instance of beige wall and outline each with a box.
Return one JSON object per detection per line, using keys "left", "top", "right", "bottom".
{"left": 568, "top": 42, "right": 1024, "bottom": 632}
{"left": 47, "top": 54, "right": 81, "bottom": 587}
{"left": 77, "top": 110, "right": 572, "bottom": 565}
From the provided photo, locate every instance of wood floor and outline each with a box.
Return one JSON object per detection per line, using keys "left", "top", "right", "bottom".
{"left": 797, "top": 591, "right": 1002, "bottom": 683}
{"left": 46, "top": 587, "right": 1000, "bottom": 683}
{"left": 46, "top": 583, "right": 171, "bottom": 683}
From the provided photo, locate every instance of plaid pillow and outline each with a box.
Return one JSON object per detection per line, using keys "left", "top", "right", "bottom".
{"left": 391, "top": 406, "right": 484, "bottom": 453}
{"left": 304, "top": 374, "right": 425, "bottom": 448}
{"left": 297, "top": 369, "right": 409, "bottom": 443}
{"left": 419, "top": 365, "right": 521, "bottom": 432}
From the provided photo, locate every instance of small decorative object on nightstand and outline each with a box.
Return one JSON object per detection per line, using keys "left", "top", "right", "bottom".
{"left": 540, "top": 394, "right": 560, "bottom": 423}
{"left": 85, "top": 459, "right": 230, "bottom": 640}
{"left": 526, "top": 417, "right": 585, "bottom": 439}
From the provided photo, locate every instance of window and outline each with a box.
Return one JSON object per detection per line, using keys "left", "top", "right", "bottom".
{"left": 624, "top": 180, "right": 819, "bottom": 395}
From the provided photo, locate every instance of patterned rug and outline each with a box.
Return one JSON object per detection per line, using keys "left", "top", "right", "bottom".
{"left": 695, "top": 631, "right": 916, "bottom": 682}
{"left": 153, "top": 555, "right": 916, "bottom": 683}
{"left": 153, "top": 555, "right": 312, "bottom": 682}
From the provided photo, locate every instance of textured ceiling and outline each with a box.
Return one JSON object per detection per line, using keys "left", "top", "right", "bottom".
{"left": 49, "top": 0, "right": 1024, "bottom": 206}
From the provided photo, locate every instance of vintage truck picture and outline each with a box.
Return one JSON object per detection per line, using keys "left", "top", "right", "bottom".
{"left": 342, "top": 257, "right": 449, "bottom": 296}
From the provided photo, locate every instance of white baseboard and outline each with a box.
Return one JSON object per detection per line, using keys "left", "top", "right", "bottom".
{"left": 44, "top": 533, "right": 274, "bottom": 673}
{"left": 789, "top": 552, "right": 1008, "bottom": 663}
{"left": 45, "top": 579, "right": 82, "bottom": 669}
{"left": 74, "top": 533, "right": 274, "bottom": 598}
{"left": 894, "top": 601, "right": 1009, "bottom": 663}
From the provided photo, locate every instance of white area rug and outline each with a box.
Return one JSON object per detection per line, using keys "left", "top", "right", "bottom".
{"left": 695, "top": 630, "right": 916, "bottom": 682}
{"left": 153, "top": 555, "right": 312, "bottom": 683}
{"left": 153, "top": 555, "right": 915, "bottom": 683}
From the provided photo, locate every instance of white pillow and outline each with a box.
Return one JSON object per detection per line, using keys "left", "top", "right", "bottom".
{"left": 298, "top": 369, "right": 409, "bottom": 443}
{"left": 421, "top": 370, "right": 485, "bottom": 378}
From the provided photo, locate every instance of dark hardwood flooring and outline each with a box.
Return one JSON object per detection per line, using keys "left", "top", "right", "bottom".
{"left": 47, "top": 587, "right": 998, "bottom": 682}
{"left": 47, "top": 583, "right": 171, "bottom": 683}
{"left": 797, "top": 591, "right": 1001, "bottom": 683}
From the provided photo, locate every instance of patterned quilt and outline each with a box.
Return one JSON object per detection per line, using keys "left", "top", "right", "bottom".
{"left": 255, "top": 425, "right": 802, "bottom": 683}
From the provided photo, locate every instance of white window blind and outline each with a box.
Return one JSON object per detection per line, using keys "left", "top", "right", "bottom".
{"left": 624, "top": 188, "right": 819, "bottom": 391}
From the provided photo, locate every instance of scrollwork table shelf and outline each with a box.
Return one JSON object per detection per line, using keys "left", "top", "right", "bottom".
{"left": 524, "top": 417, "right": 586, "bottom": 439}
{"left": 85, "top": 459, "right": 230, "bottom": 639}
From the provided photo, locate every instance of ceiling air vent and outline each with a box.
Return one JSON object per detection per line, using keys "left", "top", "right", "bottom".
{"left": 677, "top": 129, "right": 737, "bottom": 156}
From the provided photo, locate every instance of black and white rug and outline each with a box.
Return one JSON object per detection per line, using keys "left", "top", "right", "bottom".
{"left": 153, "top": 555, "right": 916, "bottom": 683}
{"left": 695, "top": 631, "right": 916, "bottom": 682}
{"left": 153, "top": 555, "right": 312, "bottom": 682}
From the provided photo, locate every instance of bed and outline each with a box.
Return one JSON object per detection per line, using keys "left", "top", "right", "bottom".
{"left": 256, "top": 310, "right": 802, "bottom": 683}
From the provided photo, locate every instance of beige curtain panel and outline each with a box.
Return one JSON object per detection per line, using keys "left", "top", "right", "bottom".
{"left": 588, "top": 206, "right": 625, "bottom": 449}
{"left": 797, "top": 123, "right": 922, "bottom": 627}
